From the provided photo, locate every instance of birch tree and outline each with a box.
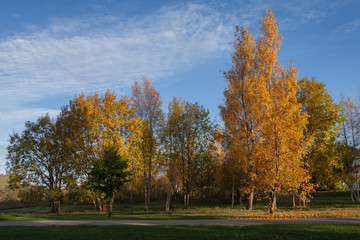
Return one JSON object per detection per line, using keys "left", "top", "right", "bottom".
{"left": 220, "top": 26, "right": 260, "bottom": 210}
{"left": 131, "top": 77, "right": 163, "bottom": 211}
{"left": 340, "top": 96, "right": 360, "bottom": 202}
{"left": 256, "top": 10, "right": 311, "bottom": 213}
{"left": 161, "top": 97, "right": 216, "bottom": 209}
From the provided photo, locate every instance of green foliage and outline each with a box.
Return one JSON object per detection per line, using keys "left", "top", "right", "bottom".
{"left": 298, "top": 77, "right": 344, "bottom": 190}
{"left": 88, "top": 148, "right": 131, "bottom": 200}
{"left": 18, "top": 187, "right": 44, "bottom": 205}
{"left": 193, "top": 150, "right": 218, "bottom": 198}
{"left": 6, "top": 114, "right": 80, "bottom": 212}
{"left": 161, "top": 97, "right": 217, "bottom": 208}
{"left": 66, "top": 186, "right": 95, "bottom": 205}
{"left": 46, "top": 189, "right": 64, "bottom": 205}
{"left": 0, "top": 175, "right": 18, "bottom": 203}
{"left": 87, "top": 147, "right": 131, "bottom": 215}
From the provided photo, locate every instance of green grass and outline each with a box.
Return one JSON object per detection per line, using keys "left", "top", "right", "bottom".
{"left": 1, "top": 191, "right": 359, "bottom": 221}
{"left": 0, "top": 224, "right": 359, "bottom": 240}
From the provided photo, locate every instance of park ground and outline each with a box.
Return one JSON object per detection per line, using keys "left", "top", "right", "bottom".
{"left": 0, "top": 191, "right": 359, "bottom": 239}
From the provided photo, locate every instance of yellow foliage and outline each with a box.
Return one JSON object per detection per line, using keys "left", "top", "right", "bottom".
{"left": 72, "top": 90, "right": 144, "bottom": 168}
{"left": 221, "top": 9, "right": 313, "bottom": 210}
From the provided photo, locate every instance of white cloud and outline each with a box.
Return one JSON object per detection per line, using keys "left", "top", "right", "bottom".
{"left": 0, "top": 3, "right": 238, "bottom": 109}
{"left": 0, "top": 1, "right": 341, "bottom": 110}
{"left": 343, "top": 18, "right": 360, "bottom": 34}
{"left": 331, "top": 18, "right": 360, "bottom": 40}
{"left": 0, "top": 108, "right": 60, "bottom": 122}
{"left": 276, "top": 0, "right": 343, "bottom": 30}
{"left": 0, "top": 108, "right": 60, "bottom": 144}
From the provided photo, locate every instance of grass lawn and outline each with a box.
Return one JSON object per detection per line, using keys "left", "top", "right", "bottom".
{"left": 0, "top": 191, "right": 359, "bottom": 221}
{"left": 0, "top": 224, "right": 359, "bottom": 240}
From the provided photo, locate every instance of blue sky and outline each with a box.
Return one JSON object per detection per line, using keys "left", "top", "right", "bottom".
{"left": 1, "top": 0, "right": 360, "bottom": 173}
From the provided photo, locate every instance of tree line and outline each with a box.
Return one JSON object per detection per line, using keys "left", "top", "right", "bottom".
{"left": 6, "top": 10, "right": 360, "bottom": 214}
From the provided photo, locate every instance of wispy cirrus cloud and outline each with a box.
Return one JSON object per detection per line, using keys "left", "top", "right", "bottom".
{"left": 0, "top": 3, "right": 238, "bottom": 109}
{"left": 0, "top": 109, "right": 60, "bottom": 122}
{"left": 273, "top": 0, "right": 344, "bottom": 30}
{"left": 330, "top": 18, "right": 360, "bottom": 41}
{"left": 0, "top": 1, "right": 345, "bottom": 110}
{"left": 340, "top": 18, "right": 360, "bottom": 34}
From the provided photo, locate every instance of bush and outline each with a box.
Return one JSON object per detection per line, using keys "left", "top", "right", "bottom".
{"left": 18, "top": 187, "right": 44, "bottom": 205}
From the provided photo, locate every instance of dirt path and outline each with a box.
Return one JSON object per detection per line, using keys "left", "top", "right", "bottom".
{"left": 0, "top": 218, "right": 359, "bottom": 226}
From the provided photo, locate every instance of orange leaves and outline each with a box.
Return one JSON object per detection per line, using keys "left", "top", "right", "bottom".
{"left": 255, "top": 10, "right": 310, "bottom": 193}
{"left": 72, "top": 90, "right": 143, "bottom": 160}
{"left": 221, "top": 9, "right": 312, "bottom": 210}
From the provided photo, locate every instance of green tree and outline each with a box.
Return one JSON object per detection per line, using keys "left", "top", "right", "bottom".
{"left": 6, "top": 114, "right": 78, "bottom": 212}
{"left": 161, "top": 97, "right": 216, "bottom": 209}
{"left": 87, "top": 147, "right": 131, "bottom": 216}
{"left": 298, "top": 77, "right": 343, "bottom": 190}
{"left": 193, "top": 149, "right": 218, "bottom": 200}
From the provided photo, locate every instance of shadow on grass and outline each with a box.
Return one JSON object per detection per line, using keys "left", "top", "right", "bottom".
{"left": 0, "top": 224, "right": 359, "bottom": 240}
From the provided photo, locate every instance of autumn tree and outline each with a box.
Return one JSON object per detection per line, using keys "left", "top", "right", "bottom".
{"left": 6, "top": 114, "right": 78, "bottom": 212}
{"left": 298, "top": 77, "right": 344, "bottom": 190}
{"left": 161, "top": 97, "right": 216, "bottom": 209}
{"left": 220, "top": 147, "right": 247, "bottom": 208}
{"left": 62, "top": 90, "right": 143, "bottom": 163}
{"left": 131, "top": 77, "right": 163, "bottom": 211}
{"left": 221, "top": 10, "right": 311, "bottom": 212}
{"left": 256, "top": 10, "right": 311, "bottom": 213}
{"left": 60, "top": 91, "right": 143, "bottom": 209}
{"left": 340, "top": 96, "right": 360, "bottom": 202}
{"left": 220, "top": 26, "right": 260, "bottom": 210}
{"left": 57, "top": 94, "right": 96, "bottom": 179}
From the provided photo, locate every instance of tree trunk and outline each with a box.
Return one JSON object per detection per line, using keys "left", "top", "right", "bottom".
{"left": 51, "top": 201, "right": 60, "bottom": 213}
{"left": 184, "top": 191, "right": 190, "bottom": 209}
{"left": 231, "top": 176, "right": 235, "bottom": 209}
{"left": 201, "top": 186, "right": 205, "bottom": 200}
{"left": 350, "top": 181, "right": 355, "bottom": 202}
{"left": 129, "top": 188, "right": 133, "bottom": 203}
{"left": 144, "top": 168, "right": 149, "bottom": 211}
{"left": 166, "top": 182, "right": 172, "bottom": 211}
{"left": 270, "top": 187, "right": 277, "bottom": 214}
{"left": 95, "top": 196, "right": 104, "bottom": 212}
{"left": 93, "top": 199, "right": 98, "bottom": 211}
{"left": 107, "top": 195, "right": 114, "bottom": 217}
{"left": 239, "top": 193, "right": 243, "bottom": 210}
{"left": 187, "top": 192, "right": 190, "bottom": 208}
{"left": 355, "top": 172, "right": 360, "bottom": 202}
{"left": 302, "top": 196, "right": 306, "bottom": 207}
{"left": 183, "top": 184, "right": 190, "bottom": 209}
{"left": 247, "top": 190, "right": 254, "bottom": 210}
{"left": 147, "top": 156, "right": 152, "bottom": 210}
{"left": 292, "top": 194, "right": 296, "bottom": 208}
